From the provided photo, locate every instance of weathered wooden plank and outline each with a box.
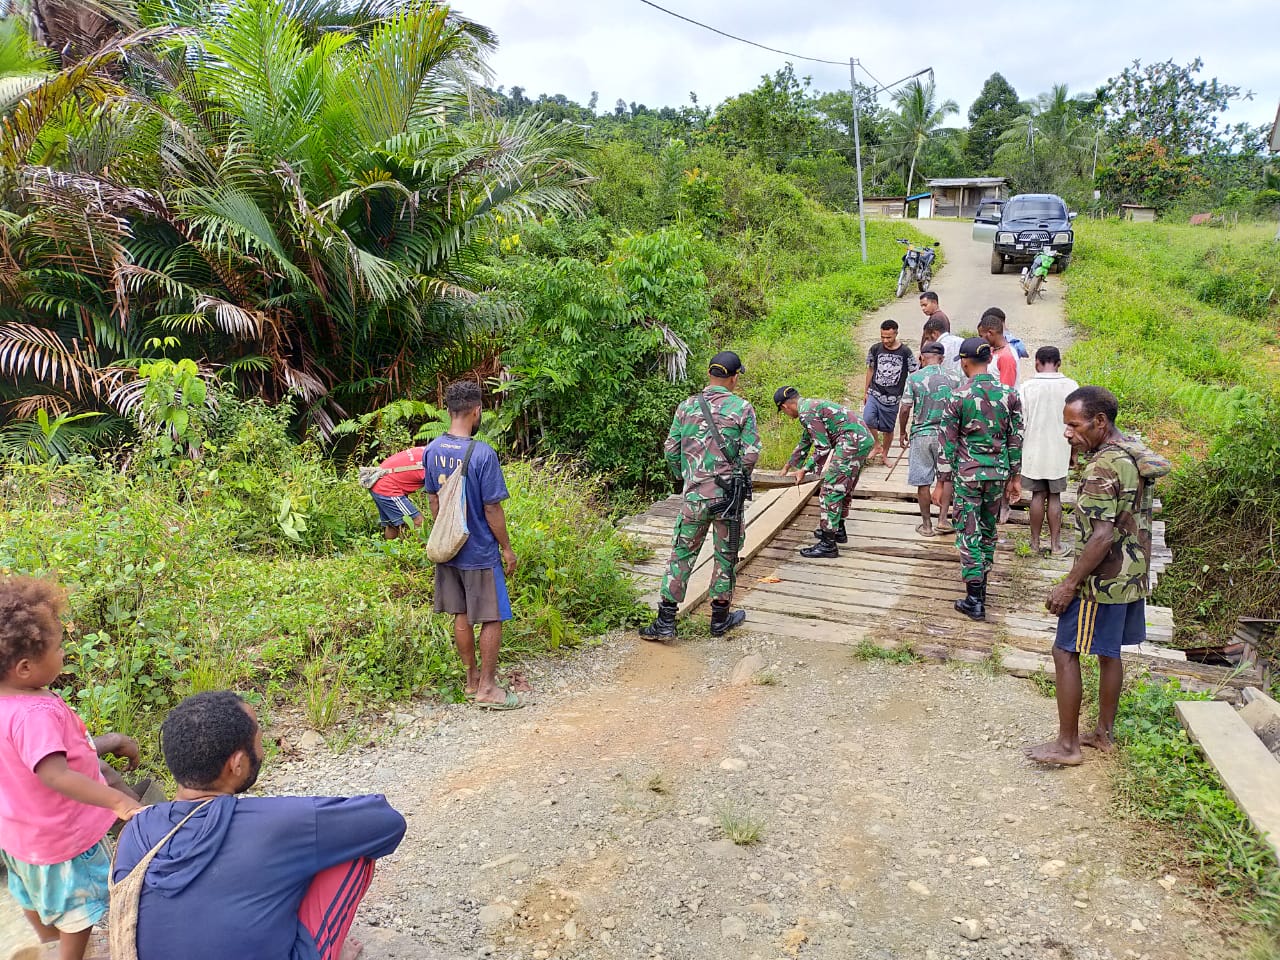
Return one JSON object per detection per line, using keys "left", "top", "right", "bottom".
{"left": 675, "top": 482, "right": 820, "bottom": 616}
{"left": 1175, "top": 701, "right": 1280, "bottom": 862}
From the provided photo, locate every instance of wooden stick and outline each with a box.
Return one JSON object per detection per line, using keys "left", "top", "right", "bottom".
{"left": 883, "top": 443, "right": 909, "bottom": 481}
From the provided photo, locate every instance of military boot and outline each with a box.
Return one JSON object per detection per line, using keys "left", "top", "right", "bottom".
{"left": 977, "top": 577, "right": 989, "bottom": 607}
{"left": 639, "top": 600, "right": 678, "bottom": 641}
{"left": 801, "top": 530, "right": 840, "bottom": 559}
{"left": 812, "top": 522, "right": 848, "bottom": 545}
{"left": 709, "top": 599, "right": 747, "bottom": 637}
{"left": 954, "top": 581, "right": 985, "bottom": 621}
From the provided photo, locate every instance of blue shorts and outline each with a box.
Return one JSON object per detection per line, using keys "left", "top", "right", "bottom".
{"left": 369, "top": 492, "right": 421, "bottom": 527}
{"left": 1, "top": 840, "right": 110, "bottom": 932}
{"left": 1054, "top": 597, "right": 1145, "bottom": 659}
{"left": 862, "top": 394, "right": 899, "bottom": 433}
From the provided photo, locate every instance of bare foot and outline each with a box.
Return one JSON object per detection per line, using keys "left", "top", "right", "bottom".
{"left": 340, "top": 939, "right": 364, "bottom": 960}
{"left": 1024, "top": 740, "right": 1084, "bottom": 766}
{"left": 464, "top": 667, "right": 480, "bottom": 697}
{"left": 1029, "top": 540, "right": 1041, "bottom": 554}
{"left": 1081, "top": 731, "right": 1115, "bottom": 752}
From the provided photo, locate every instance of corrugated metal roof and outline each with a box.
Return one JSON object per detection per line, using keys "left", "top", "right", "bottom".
{"left": 926, "top": 177, "right": 1009, "bottom": 187}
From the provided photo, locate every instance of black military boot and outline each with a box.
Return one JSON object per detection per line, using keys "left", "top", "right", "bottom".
{"left": 801, "top": 530, "right": 840, "bottom": 559}
{"left": 639, "top": 600, "right": 678, "bottom": 641}
{"left": 978, "top": 577, "right": 989, "bottom": 607}
{"left": 813, "top": 522, "right": 849, "bottom": 544}
{"left": 954, "top": 581, "right": 986, "bottom": 621}
{"left": 709, "top": 599, "right": 747, "bottom": 637}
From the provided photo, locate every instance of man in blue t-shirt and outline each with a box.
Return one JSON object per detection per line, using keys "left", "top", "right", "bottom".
{"left": 422, "top": 381, "right": 521, "bottom": 710}
{"left": 114, "top": 691, "right": 406, "bottom": 960}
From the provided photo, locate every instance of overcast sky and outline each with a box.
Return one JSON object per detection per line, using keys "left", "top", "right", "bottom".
{"left": 454, "top": 0, "right": 1279, "bottom": 130}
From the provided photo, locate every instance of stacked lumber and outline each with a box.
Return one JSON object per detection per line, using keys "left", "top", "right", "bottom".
{"left": 1176, "top": 691, "right": 1280, "bottom": 862}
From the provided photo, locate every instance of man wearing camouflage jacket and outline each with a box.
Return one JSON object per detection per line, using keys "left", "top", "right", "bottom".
{"left": 1026, "top": 386, "right": 1171, "bottom": 766}
{"left": 939, "top": 338, "right": 1023, "bottom": 621}
{"left": 640, "top": 351, "right": 760, "bottom": 641}
{"left": 774, "top": 387, "right": 874, "bottom": 559}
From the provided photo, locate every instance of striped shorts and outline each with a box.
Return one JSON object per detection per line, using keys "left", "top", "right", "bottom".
{"left": 1054, "top": 597, "right": 1145, "bottom": 659}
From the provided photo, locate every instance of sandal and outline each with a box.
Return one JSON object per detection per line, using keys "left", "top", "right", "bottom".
{"left": 914, "top": 523, "right": 935, "bottom": 537}
{"left": 475, "top": 690, "right": 524, "bottom": 711}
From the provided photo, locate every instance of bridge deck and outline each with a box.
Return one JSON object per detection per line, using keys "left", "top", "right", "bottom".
{"left": 620, "top": 462, "right": 1252, "bottom": 695}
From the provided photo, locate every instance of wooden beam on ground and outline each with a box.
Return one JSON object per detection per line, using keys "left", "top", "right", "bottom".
{"left": 676, "top": 482, "right": 820, "bottom": 617}
{"left": 1175, "top": 700, "right": 1280, "bottom": 862}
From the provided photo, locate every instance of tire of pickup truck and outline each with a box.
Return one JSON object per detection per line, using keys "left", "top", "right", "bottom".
{"left": 1052, "top": 255, "right": 1070, "bottom": 274}
{"left": 990, "top": 249, "right": 1004, "bottom": 274}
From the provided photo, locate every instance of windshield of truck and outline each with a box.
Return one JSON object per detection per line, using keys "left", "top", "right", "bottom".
{"left": 1003, "top": 198, "right": 1065, "bottom": 221}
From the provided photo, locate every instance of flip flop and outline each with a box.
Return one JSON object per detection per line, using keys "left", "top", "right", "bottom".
{"left": 936, "top": 523, "right": 955, "bottom": 535}
{"left": 914, "top": 523, "right": 935, "bottom": 537}
{"left": 475, "top": 690, "right": 523, "bottom": 711}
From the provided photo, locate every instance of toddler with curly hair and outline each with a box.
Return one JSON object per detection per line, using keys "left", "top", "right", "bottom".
{"left": 0, "top": 576, "right": 143, "bottom": 960}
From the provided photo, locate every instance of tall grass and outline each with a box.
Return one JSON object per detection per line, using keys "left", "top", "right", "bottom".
{"left": 1064, "top": 220, "right": 1280, "bottom": 640}
{"left": 0, "top": 411, "right": 642, "bottom": 771}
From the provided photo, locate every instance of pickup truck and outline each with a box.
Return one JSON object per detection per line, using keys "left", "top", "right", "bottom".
{"left": 990, "top": 193, "right": 1075, "bottom": 274}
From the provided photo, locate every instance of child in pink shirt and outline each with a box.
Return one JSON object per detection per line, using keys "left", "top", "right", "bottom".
{"left": 0, "top": 577, "right": 143, "bottom": 960}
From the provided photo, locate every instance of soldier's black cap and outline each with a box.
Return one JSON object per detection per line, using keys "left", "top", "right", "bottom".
{"left": 708, "top": 351, "right": 745, "bottom": 377}
{"left": 773, "top": 385, "right": 800, "bottom": 409}
{"left": 921, "top": 341, "right": 945, "bottom": 356}
{"left": 958, "top": 337, "right": 992, "bottom": 361}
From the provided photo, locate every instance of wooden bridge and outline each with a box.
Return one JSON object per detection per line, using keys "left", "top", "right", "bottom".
{"left": 621, "top": 462, "right": 1256, "bottom": 695}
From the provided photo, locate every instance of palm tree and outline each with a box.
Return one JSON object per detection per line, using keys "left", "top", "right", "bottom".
{"left": 0, "top": 0, "right": 589, "bottom": 434}
{"left": 994, "top": 84, "right": 1098, "bottom": 194}
{"left": 882, "top": 77, "right": 958, "bottom": 195}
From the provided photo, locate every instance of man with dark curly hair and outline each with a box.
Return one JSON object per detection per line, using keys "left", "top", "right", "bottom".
{"left": 113, "top": 691, "right": 406, "bottom": 960}
{"left": 423, "top": 380, "right": 522, "bottom": 709}
{"left": 0, "top": 576, "right": 142, "bottom": 960}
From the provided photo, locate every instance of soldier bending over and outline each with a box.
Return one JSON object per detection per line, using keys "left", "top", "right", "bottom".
{"left": 775, "top": 387, "right": 874, "bottom": 559}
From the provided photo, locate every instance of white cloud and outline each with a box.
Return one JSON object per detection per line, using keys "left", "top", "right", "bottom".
{"left": 455, "top": 0, "right": 1280, "bottom": 128}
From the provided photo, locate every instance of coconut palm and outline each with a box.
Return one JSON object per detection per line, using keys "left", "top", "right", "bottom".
{"left": 881, "top": 77, "right": 958, "bottom": 195}
{"left": 994, "top": 84, "right": 1098, "bottom": 194}
{"left": 0, "top": 0, "right": 589, "bottom": 434}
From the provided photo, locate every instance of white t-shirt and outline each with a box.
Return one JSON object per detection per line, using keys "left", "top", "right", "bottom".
{"left": 938, "top": 333, "right": 964, "bottom": 372}
{"left": 1018, "top": 372, "right": 1079, "bottom": 480}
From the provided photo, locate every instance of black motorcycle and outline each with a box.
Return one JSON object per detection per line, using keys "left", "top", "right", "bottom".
{"left": 894, "top": 239, "right": 940, "bottom": 297}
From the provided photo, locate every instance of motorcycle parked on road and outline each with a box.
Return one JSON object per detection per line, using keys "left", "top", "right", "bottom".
{"left": 1021, "top": 247, "right": 1060, "bottom": 304}
{"left": 894, "top": 239, "right": 940, "bottom": 298}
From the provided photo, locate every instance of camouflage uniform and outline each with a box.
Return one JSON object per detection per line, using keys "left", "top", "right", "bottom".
{"left": 785, "top": 399, "right": 874, "bottom": 532}
{"left": 1073, "top": 438, "right": 1172, "bottom": 603}
{"left": 659, "top": 386, "right": 760, "bottom": 605}
{"left": 940, "top": 373, "right": 1024, "bottom": 582}
{"left": 900, "top": 365, "right": 963, "bottom": 485}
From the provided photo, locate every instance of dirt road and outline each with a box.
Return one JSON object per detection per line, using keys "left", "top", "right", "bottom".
{"left": 857, "top": 218, "right": 1070, "bottom": 386}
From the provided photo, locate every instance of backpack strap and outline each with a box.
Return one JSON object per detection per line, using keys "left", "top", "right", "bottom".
{"left": 108, "top": 798, "right": 216, "bottom": 960}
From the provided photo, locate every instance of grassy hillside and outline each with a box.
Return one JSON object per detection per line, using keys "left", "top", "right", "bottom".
{"left": 1064, "top": 220, "right": 1280, "bottom": 640}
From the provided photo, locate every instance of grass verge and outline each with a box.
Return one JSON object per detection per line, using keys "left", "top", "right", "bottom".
{"left": 1112, "top": 676, "right": 1280, "bottom": 940}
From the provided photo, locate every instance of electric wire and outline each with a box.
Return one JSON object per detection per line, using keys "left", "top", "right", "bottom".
{"left": 634, "top": 0, "right": 845, "bottom": 67}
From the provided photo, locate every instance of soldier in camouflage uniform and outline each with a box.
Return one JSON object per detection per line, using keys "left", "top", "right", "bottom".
{"left": 1026, "top": 386, "right": 1171, "bottom": 766}
{"left": 774, "top": 386, "right": 874, "bottom": 559}
{"left": 640, "top": 351, "right": 760, "bottom": 641}
{"left": 939, "top": 337, "right": 1023, "bottom": 621}
{"left": 897, "top": 341, "right": 963, "bottom": 537}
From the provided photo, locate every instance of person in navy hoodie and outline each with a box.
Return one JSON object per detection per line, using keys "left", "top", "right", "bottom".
{"left": 113, "top": 691, "right": 406, "bottom": 960}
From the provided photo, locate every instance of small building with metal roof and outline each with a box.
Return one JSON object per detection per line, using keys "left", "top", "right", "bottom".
{"left": 924, "top": 176, "right": 1010, "bottom": 218}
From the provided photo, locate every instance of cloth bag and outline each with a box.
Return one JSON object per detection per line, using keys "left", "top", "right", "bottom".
{"left": 108, "top": 798, "right": 213, "bottom": 960}
{"left": 426, "top": 439, "right": 477, "bottom": 563}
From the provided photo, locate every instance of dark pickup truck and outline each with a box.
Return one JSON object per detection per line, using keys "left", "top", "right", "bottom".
{"left": 990, "top": 193, "right": 1076, "bottom": 274}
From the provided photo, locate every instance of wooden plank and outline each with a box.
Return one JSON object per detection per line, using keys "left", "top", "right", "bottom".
{"left": 1175, "top": 701, "right": 1280, "bottom": 862}
{"left": 676, "top": 482, "right": 820, "bottom": 616}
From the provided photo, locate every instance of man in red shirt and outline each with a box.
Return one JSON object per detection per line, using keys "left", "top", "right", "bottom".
{"left": 368, "top": 446, "right": 427, "bottom": 539}
{"left": 978, "top": 308, "right": 1019, "bottom": 388}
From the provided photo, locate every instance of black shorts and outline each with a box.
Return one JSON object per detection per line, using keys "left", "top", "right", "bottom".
{"left": 1025, "top": 477, "right": 1067, "bottom": 494}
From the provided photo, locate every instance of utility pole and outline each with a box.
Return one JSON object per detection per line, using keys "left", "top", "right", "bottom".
{"left": 850, "top": 58, "right": 868, "bottom": 264}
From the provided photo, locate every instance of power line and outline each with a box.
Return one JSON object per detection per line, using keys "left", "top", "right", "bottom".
{"left": 634, "top": 0, "right": 845, "bottom": 67}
